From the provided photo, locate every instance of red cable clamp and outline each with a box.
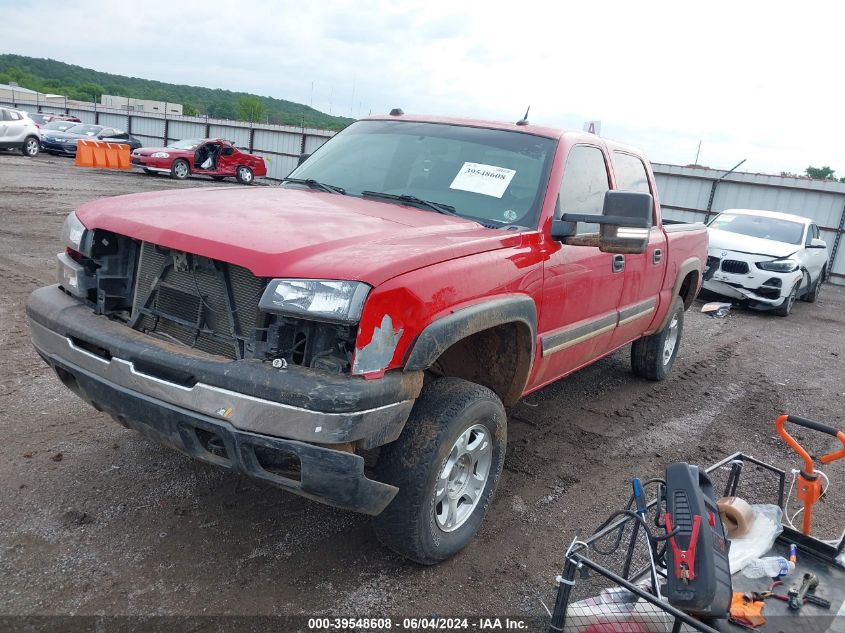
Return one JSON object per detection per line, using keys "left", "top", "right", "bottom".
{"left": 664, "top": 513, "right": 701, "bottom": 582}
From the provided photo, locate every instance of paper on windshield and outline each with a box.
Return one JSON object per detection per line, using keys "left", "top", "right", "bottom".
{"left": 449, "top": 162, "right": 516, "bottom": 198}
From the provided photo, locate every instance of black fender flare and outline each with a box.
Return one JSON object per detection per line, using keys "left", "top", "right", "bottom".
{"left": 654, "top": 257, "right": 701, "bottom": 333}
{"left": 403, "top": 295, "right": 537, "bottom": 404}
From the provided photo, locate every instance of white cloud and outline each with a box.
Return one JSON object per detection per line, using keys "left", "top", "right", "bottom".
{"left": 2, "top": 0, "right": 844, "bottom": 174}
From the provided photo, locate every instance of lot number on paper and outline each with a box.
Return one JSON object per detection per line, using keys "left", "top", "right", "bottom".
{"left": 450, "top": 162, "right": 516, "bottom": 198}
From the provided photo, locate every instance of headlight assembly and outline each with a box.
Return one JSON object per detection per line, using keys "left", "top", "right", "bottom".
{"left": 61, "top": 211, "right": 92, "bottom": 256}
{"left": 259, "top": 279, "right": 370, "bottom": 324}
{"left": 756, "top": 258, "right": 799, "bottom": 273}
{"left": 150, "top": 152, "right": 170, "bottom": 158}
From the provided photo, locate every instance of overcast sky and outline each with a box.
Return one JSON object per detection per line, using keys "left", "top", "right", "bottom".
{"left": 2, "top": 0, "right": 844, "bottom": 176}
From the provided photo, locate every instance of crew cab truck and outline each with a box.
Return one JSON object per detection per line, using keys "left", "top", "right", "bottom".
{"left": 27, "top": 113, "right": 707, "bottom": 564}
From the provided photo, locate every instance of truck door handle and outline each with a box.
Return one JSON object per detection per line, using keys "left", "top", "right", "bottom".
{"left": 653, "top": 249, "right": 663, "bottom": 264}
{"left": 612, "top": 255, "right": 625, "bottom": 273}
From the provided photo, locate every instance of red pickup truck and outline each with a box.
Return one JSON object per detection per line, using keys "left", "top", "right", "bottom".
{"left": 28, "top": 113, "right": 707, "bottom": 564}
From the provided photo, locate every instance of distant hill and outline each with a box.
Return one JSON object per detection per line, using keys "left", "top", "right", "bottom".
{"left": 0, "top": 54, "right": 353, "bottom": 130}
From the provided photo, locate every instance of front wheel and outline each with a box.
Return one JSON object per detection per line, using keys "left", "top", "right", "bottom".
{"left": 170, "top": 159, "right": 190, "bottom": 180}
{"left": 774, "top": 281, "right": 799, "bottom": 317}
{"left": 22, "top": 136, "right": 40, "bottom": 157}
{"left": 372, "top": 377, "right": 506, "bottom": 564}
{"left": 235, "top": 166, "right": 254, "bottom": 184}
{"left": 802, "top": 267, "right": 825, "bottom": 303}
{"left": 631, "top": 296, "right": 685, "bottom": 381}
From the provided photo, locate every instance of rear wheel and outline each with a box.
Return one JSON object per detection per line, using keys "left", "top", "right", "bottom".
{"left": 170, "top": 159, "right": 190, "bottom": 180}
{"left": 372, "top": 377, "right": 506, "bottom": 564}
{"left": 774, "top": 281, "right": 800, "bottom": 316}
{"left": 235, "top": 166, "right": 254, "bottom": 184}
{"left": 802, "top": 266, "right": 825, "bottom": 303}
{"left": 22, "top": 136, "right": 40, "bottom": 157}
{"left": 631, "top": 296, "right": 685, "bottom": 381}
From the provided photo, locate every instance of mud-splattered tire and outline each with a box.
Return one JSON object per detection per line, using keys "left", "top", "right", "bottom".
{"left": 631, "top": 296, "right": 685, "bottom": 381}
{"left": 372, "top": 377, "right": 506, "bottom": 565}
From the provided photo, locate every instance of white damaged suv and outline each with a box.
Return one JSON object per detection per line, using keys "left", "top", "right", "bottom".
{"left": 703, "top": 208, "right": 829, "bottom": 316}
{"left": 0, "top": 106, "right": 40, "bottom": 157}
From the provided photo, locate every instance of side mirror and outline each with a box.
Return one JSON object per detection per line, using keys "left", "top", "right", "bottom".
{"left": 808, "top": 238, "right": 827, "bottom": 249}
{"left": 551, "top": 191, "right": 653, "bottom": 254}
{"left": 297, "top": 153, "right": 311, "bottom": 166}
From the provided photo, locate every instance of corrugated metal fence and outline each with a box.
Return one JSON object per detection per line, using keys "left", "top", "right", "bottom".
{"left": 653, "top": 164, "right": 845, "bottom": 285}
{"left": 2, "top": 97, "right": 336, "bottom": 180}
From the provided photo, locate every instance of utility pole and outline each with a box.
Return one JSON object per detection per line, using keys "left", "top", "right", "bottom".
{"left": 704, "top": 159, "right": 746, "bottom": 223}
{"left": 694, "top": 140, "right": 701, "bottom": 166}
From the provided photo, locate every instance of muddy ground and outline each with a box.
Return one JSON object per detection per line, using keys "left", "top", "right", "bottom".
{"left": 1, "top": 153, "right": 843, "bottom": 626}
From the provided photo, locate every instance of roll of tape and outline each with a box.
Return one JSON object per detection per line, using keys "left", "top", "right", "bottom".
{"left": 718, "top": 496, "right": 755, "bottom": 538}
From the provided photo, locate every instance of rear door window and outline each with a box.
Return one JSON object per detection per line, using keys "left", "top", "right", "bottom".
{"left": 559, "top": 145, "right": 610, "bottom": 234}
{"left": 612, "top": 152, "right": 651, "bottom": 193}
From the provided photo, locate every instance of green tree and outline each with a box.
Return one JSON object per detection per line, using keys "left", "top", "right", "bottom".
{"left": 208, "top": 101, "right": 235, "bottom": 119}
{"left": 236, "top": 95, "right": 265, "bottom": 122}
{"left": 805, "top": 165, "right": 836, "bottom": 180}
{"left": 182, "top": 103, "right": 199, "bottom": 116}
{"left": 0, "top": 54, "right": 352, "bottom": 130}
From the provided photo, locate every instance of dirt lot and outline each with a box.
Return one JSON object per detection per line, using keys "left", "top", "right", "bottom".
{"left": 1, "top": 153, "right": 843, "bottom": 624}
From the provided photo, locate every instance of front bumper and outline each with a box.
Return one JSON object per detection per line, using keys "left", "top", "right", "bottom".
{"left": 27, "top": 285, "right": 424, "bottom": 514}
{"left": 131, "top": 155, "right": 170, "bottom": 172}
{"left": 41, "top": 140, "right": 77, "bottom": 155}
{"left": 702, "top": 252, "right": 800, "bottom": 307}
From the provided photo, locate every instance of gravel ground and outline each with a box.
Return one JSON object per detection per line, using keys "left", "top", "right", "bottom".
{"left": 1, "top": 153, "right": 843, "bottom": 625}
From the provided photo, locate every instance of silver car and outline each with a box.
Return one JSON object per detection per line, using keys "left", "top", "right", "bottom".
{"left": 0, "top": 106, "right": 40, "bottom": 156}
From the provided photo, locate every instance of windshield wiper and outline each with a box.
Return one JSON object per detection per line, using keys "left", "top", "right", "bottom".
{"left": 281, "top": 177, "right": 346, "bottom": 195}
{"left": 360, "top": 191, "right": 457, "bottom": 216}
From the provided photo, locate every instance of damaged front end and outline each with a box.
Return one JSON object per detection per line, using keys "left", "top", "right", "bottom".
{"left": 702, "top": 251, "right": 800, "bottom": 308}
{"left": 57, "top": 213, "right": 363, "bottom": 373}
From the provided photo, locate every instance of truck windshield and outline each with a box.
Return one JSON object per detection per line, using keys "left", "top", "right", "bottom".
{"left": 709, "top": 213, "right": 804, "bottom": 245}
{"left": 287, "top": 120, "right": 557, "bottom": 227}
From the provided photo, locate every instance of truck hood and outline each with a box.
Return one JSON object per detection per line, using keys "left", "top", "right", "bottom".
{"left": 75, "top": 187, "right": 522, "bottom": 286}
{"left": 707, "top": 227, "right": 798, "bottom": 258}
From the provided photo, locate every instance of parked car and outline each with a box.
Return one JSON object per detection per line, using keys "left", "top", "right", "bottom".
{"left": 41, "top": 124, "right": 142, "bottom": 156}
{"left": 0, "top": 106, "right": 40, "bottom": 156}
{"left": 131, "top": 138, "right": 267, "bottom": 184}
{"left": 27, "top": 113, "right": 708, "bottom": 563}
{"left": 703, "top": 208, "right": 829, "bottom": 316}
{"left": 25, "top": 112, "right": 82, "bottom": 128}
{"left": 40, "top": 120, "right": 81, "bottom": 135}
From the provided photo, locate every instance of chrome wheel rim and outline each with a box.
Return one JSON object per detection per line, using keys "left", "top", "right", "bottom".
{"left": 238, "top": 167, "right": 253, "bottom": 183}
{"left": 434, "top": 424, "right": 492, "bottom": 532}
{"left": 662, "top": 314, "right": 679, "bottom": 365}
{"left": 174, "top": 162, "right": 188, "bottom": 178}
{"left": 26, "top": 138, "right": 38, "bottom": 155}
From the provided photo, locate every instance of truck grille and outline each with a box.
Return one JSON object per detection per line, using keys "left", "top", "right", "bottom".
{"left": 131, "top": 242, "right": 267, "bottom": 359}
{"left": 720, "top": 259, "right": 749, "bottom": 274}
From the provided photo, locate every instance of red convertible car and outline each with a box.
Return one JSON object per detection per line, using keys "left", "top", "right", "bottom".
{"left": 131, "top": 138, "right": 267, "bottom": 184}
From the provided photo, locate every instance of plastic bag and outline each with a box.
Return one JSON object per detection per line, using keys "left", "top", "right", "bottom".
{"left": 728, "top": 504, "right": 783, "bottom": 574}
